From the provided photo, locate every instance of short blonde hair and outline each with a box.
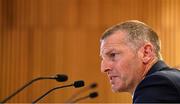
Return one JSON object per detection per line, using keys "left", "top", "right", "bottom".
{"left": 101, "top": 20, "right": 162, "bottom": 59}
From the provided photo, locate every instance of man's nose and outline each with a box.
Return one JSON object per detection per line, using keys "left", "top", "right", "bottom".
{"left": 101, "top": 59, "right": 112, "bottom": 73}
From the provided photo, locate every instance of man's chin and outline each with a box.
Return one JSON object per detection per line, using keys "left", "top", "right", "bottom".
{"left": 111, "top": 86, "right": 120, "bottom": 92}
{"left": 111, "top": 86, "right": 126, "bottom": 92}
{"left": 112, "top": 89, "right": 118, "bottom": 93}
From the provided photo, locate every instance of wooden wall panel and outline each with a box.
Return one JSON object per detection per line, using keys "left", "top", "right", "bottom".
{"left": 0, "top": 0, "right": 180, "bottom": 103}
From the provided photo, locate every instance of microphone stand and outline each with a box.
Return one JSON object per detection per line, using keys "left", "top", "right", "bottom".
{"left": 71, "top": 96, "right": 89, "bottom": 103}
{"left": 65, "top": 83, "right": 97, "bottom": 103}
{"left": 1, "top": 77, "right": 56, "bottom": 103}
{"left": 32, "top": 80, "right": 84, "bottom": 103}
{"left": 32, "top": 84, "right": 73, "bottom": 103}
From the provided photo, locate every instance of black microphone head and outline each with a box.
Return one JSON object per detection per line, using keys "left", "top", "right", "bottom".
{"left": 89, "top": 83, "right": 97, "bottom": 89}
{"left": 89, "top": 92, "right": 98, "bottom": 98}
{"left": 74, "top": 80, "right": 85, "bottom": 88}
{"left": 55, "top": 74, "right": 68, "bottom": 82}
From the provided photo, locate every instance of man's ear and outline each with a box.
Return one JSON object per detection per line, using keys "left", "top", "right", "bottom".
{"left": 139, "top": 43, "right": 154, "bottom": 64}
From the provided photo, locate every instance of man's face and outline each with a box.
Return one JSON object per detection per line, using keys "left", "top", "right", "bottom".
{"left": 100, "top": 31, "right": 144, "bottom": 93}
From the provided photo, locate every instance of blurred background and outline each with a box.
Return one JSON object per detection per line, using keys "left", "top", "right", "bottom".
{"left": 0, "top": 0, "right": 180, "bottom": 103}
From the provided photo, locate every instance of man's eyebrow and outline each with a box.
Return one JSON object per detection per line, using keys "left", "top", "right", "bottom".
{"left": 101, "top": 48, "right": 114, "bottom": 56}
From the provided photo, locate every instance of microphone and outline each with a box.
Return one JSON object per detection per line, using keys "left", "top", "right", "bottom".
{"left": 32, "top": 80, "right": 85, "bottom": 103}
{"left": 65, "top": 83, "right": 97, "bottom": 102}
{"left": 73, "top": 80, "right": 85, "bottom": 88}
{"left": 1, "top": 74, "right": 68, "bottom": 103}
{"left": 71, "top": 92, "right": 98, "bottom": 103}
{"left": 54, "top": 74, "right": 68, "bottom": 82}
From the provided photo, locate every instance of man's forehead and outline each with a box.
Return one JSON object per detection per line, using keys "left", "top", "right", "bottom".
{"left": 101, "top": 39, "right": 124, "bottom": 48}
{"left": 101, "top": 33, "right": 126, "bottom": 46}
{"left": 101, "top": 43, "right": 122, "bottom": 48}
{"left": 100, "top": 31, "right": 127, "bottom": 53}
{"left": 100, "top": 43, "right": 122, "bottom": 54}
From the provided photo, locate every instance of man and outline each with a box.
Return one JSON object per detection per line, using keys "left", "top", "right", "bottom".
{"left": 100, "top": 20, "right": 180, "bottom": 103}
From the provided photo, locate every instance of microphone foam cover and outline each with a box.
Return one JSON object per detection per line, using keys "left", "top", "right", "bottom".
{"left": 55, "top": 74, "right": 68, "bottom": 82}
{"left": 90, "top": 83, "right": 97, "bottom": 88}
{"left": 89, "top": 92, "right": 98, "bottom": 98}
{"left": 74, "top": 80, "right": 85, "bottom": 88}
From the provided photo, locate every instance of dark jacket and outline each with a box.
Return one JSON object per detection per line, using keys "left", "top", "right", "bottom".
{"left": 133, "top": 60, "right": 180, "bottom": 103}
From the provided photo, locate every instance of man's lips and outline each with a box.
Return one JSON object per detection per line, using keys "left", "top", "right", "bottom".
{"left": 109, "top": 76, "right": 118, "bottom": 85}
{"left": 108, "top": 75, "right": 118, "bottom": 80}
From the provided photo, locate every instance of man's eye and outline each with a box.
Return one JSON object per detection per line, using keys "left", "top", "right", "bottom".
{"left": 110, "top": 53, "right": 116, "bottom": 57}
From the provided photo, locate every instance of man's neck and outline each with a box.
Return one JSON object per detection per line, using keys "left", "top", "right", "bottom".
{"left": 130, "top": 57, "right": 158, "bottom": 94}
{"left": 142, "top": 58, "right": 158, "bottom": 78}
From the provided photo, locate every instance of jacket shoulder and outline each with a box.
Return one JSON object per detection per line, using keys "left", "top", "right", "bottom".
{"left": 152, "top": 68, "right": 180, "bottom": 94}
{"left": 133, "top": 68, "right": 180, "bottom": 103}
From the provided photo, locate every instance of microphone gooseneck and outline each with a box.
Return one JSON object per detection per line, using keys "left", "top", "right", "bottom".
{"left": 32, "top": 80, "right": 85, "bottom": 103}
{"left": 71, "top": 92, "right": 98, "bottom": 103}
{"left": 0, "top": 74, "right": 68, "bottom": 103}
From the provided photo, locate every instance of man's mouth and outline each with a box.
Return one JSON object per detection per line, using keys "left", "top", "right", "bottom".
{"left": 109, "top": 75, "right": 118, "bottom": 81}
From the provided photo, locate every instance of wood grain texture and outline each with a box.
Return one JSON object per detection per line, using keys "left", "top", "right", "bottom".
{"left": 0, "top": 0, "right": 180, "bottom": 103}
